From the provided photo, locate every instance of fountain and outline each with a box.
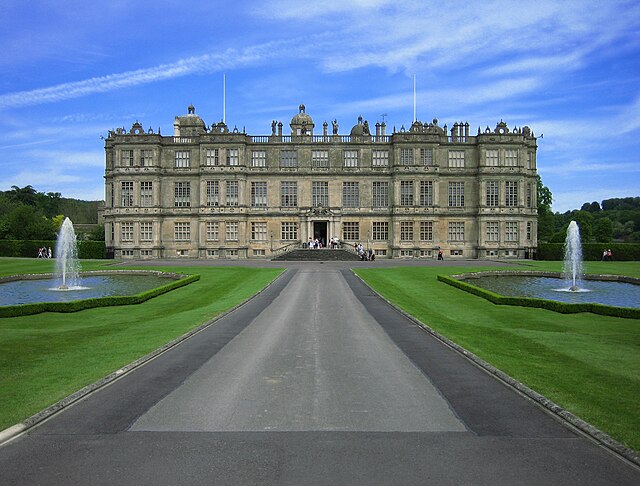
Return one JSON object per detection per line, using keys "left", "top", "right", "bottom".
{"left": 562, "top": 221, "right": 583, "bottom": 292}
{"left": 55, "top": 217, "right": 81, "bottom": 290}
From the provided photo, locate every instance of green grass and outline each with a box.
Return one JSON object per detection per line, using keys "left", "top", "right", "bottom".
{"left": 0, "top": 258, "right": 283, "bottom": 431}
{"left": 354, "top": 261, "right": 640, "bottom": 453}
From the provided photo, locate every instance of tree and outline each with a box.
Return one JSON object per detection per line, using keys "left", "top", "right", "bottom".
{"left": 570, "top": 210, "right": 593, "bottom": 243}
{"left": 593, "top": 217, "right": 614, "bottom": 242}
{"left": 9, "top": 185, "right": 37, "bottom": 206}
{"left": 536, "top": 175, "right": 554, "bottom": 242}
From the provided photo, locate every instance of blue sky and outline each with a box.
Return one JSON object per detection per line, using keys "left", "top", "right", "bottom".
{"left": 1, "top": 0, "right": 638, "bottom": 212}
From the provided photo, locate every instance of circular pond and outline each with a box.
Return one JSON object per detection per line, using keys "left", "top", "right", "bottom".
{"left": 0, "top": 273, "right": 174, "bottom": 306}
{"left": 462, "top": 275, "right": 640, "bottom": 309}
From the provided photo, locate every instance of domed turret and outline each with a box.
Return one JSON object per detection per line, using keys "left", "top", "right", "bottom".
{"left": 350, "top": 115, "right": 371, "bottom": 138}
{"left": 290, "top": 104, "right": 314, "bottom": 136}
{"left": 174, "top": 104, "right": 206, "bottom": 136}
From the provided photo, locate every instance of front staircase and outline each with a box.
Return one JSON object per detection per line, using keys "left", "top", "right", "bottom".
{"left": 272, "top": 248, "right": 361, "bottom": 261}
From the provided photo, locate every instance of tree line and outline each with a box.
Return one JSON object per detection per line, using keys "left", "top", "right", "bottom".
{"left": 537, "top": 178, "right": 640, "bottom": 243}
{"left": 0, "top": 185, "right": 103, "bottom": 241}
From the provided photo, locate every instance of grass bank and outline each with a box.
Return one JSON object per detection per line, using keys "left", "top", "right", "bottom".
{"left": 354, "top": 260, "right": 640, "bottom": 453}
{"left": 0, "top": 258, "right": 283, "bottom": 431}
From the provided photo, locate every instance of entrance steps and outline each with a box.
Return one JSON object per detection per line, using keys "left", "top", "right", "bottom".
{"left": 272, "top": 248, "right": 361, "bottom": 261}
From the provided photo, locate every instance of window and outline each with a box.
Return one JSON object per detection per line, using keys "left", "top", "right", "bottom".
{"left": 505, "top": 221, "right": 518, "bottom": 242}
{"left": 448, "top": 182, "right": 464, "bottom": 207}
{"left": 109, "top": 183, "right": 114, "bottom": 207}
{"left": 527, "top": 152, "right": 535, "bottom": 170}
{"left": 505, "top": 181, "right": 518, "bottom": 207}
{"left": 141, "top": 150, "right": 153, "bottom": 167}
{"left": 420, "top": 221, "right": 433, "bottom": 241}
{"left": 448, "top": 150, "right": 465, "bottom": 168}
{"left": 252, "top": 150, "right": 266, "bottom": 167}
{"left": 253, "top": 249, "right": 266, "bottom": 256}
{"left": 251, "top": 222, "right": 267, "bottom": 241}
{"left": 281, "top": 222, "right": 298, "bottom": 240}
{"left": 206, "top": 180, "right": 219, "bottom": 206}
{"left": 485, "top": 149, "right": 498, "bottom": 167}
{"left": 281, "top": 181, "right": 298, "bottom": 207}
{"left": 420, "top": 181, "right": 433, "bottom": 206}
{"left": 400, "top": 221, "right": 413, "bottom": 241}
{"left": 372, "top": 221, "right": 389, "bottom": 240}
{"left": 486, "top": 221, "right": 499, "bottom": 242}
{"left": 206, "top": 249, "right": 218, "bottom": 257}
{"left": 140, "top": 181, "right": 153, "bottom": 207}
{"left": 140, "top": 222, "right": 153, "bottom": 241}
{"left": 372, "top": 150, "right": 389, "bottom": 167}
{"left": 486, "top": 181, "right": 499, "bottom": 207}
{"left": 175, "top": 151, "right": 190, "bottom": 168}
{"left": 343, "top": 150, "right": 359, "bottom": 167}
{"left": 251, "top": 182, "right": 267, "bottom": 208}
{"left": 280, "top": 150, "right": 297, "bottom": 168}
{"left": 400, "top": 148, "right": 413, "bottom": 165}
{"left": 374, "top": 249, "right": 387, "bottom": 257}
{"left": 343, "top": 222, "right": 359, "bottom": 240}
{"left": 174, "top": 222, "right": 190, "bottom": 241}
{"left": 312, "top": 150, "right": 329, "bottom": 168}
{"left": 526, "top": 183, "right": 534, "bottom": 208}
{"left": 206, "top": 221, "right": 219, "bottom": 241}
{"left": 226, "top": 221, "right": 238, "bottom": 241}
{"left": 121, "top": 181, "right": 134, "bottom": 207}
{"left": 141, "top": 249, "right": 153, "bottom": 257}
{"left": 505, "top": 150, "right": 518, "bottom": 167}
{"left": 420, "top": 148, "right": 433, "bottom": 166}
{"left": 400, "top": 181, "right": 414, "bottom": 206}
{"left": 227, "top": 148, "right": 239, "bottom": 166}
{"left": 400, "top": 250, "right": 413, "bottom": 258}
{"left": 312, "top": 181, "right": 328, "bottom": 207}
{"left": 174, "top": 182, "right": 191, "bottom": 207}
{"left": 121, "top": 222, "right": 134, "bottom": 242}
{"left": 121, "top": 150, "right": 134, "bottom": 167}
{"left": 527, "top": 221, "right": 532, "bottom": 240}
{"left": 226, "top": 249, "right": 238, "bottom": 257}
{"left": 448, "top": 221, "right": 464, "bottom": 241}
{"left": 226, "top": 181, "right": 239, "bottom": 206}
{"left": 206, "top": 148, "right": 219, "bottom": 166}
{"left": 342, "top": 182, "right": 359, "bottom": 208}
{"left": 372, "top": 181, "right": 389, "bottom": 208}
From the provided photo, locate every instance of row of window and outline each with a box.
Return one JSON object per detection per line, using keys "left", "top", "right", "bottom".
{"left": 117, "top": 180, "right": 532, "bottom": 209}
{"left": 117, "top": 148, "right": 534, "bottom": 169}
{"left": 117, "top": 220, "right": 532, "bottom": 244}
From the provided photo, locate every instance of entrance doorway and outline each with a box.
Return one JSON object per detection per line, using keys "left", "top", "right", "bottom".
{"left": 313, "top": 221, "right": 328, "bottom": 247}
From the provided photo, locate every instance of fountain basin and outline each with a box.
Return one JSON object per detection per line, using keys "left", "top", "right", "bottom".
{"left": 439, "top": 271, "right": 640, "bottom": 319}
{"left": 0, "top": 270, "right": 199, "bottom": 317}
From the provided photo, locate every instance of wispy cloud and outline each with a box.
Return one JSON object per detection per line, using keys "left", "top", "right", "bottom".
{"left": 0, "top": 41, "right": 294, "bottom": 109}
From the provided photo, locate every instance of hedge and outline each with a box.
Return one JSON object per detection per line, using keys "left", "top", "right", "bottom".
{"left": 537, "top": 242, "right": 640, "bottom": 261}
{"left": 437, "top": 274, "right": 640, "bottom": 319}
{"left": 0, "top": 273, "right": 200, "bottom": 318}
{"left": 0, "top": 240, "right": 106, "bottom": 259}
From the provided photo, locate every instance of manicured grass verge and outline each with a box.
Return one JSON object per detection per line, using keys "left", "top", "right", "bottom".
{"left": 354, "top": 261, "right": 640, "bottom": 453}
{"left": 0, "top": 259, "right": 283, "bottom": 431}
{"left": 437, "top": 273, "right": 640, "bottom": 319}
{"left": 0, "top": 272, "right": 200, "bottom": 318}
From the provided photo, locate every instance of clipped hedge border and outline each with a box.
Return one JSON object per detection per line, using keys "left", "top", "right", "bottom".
{"left": 0, "top": 271, "right": 200, "bottom": 318}
{"left": 437, "top": 271, "right": 640, "bottom": 319}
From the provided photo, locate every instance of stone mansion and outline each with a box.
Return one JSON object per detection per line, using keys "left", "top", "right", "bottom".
{"left": 103, "top": 104, "right": 538, "bottom": 259}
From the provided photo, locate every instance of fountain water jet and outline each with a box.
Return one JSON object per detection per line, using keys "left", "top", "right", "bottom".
{"left": 563, "top": 221, "right": 583, "bottom": 292}
{"left": 55, "top": 218, "right": 81, "bottom": 290}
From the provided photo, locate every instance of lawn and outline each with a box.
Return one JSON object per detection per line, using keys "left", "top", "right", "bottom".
{"left": 354, "top": 260, "right": 640, "bottom": 453}
{"left": 0, "top": 258, "right": 283, "bottom": 431}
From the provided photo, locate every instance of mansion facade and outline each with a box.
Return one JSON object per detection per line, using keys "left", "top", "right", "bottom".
{"left": 103, "top": 104, "right": 539, "bottom": 260}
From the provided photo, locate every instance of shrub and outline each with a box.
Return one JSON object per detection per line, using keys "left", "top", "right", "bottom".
{"left": 0, "top": 273, "right": 200, "bottom": 318}
{"left": 0, "top": 240, "right": 106, "bottom": 259}
{"left": 537, "top": 243, "right": 640, "bottom": 261}
{"left": 437, "top": 274, "right": 640, "bottom": 319}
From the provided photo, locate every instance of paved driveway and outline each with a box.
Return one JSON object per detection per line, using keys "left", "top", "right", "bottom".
{"left": 0, "top": 265, "right": 638, "bottom": 485}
